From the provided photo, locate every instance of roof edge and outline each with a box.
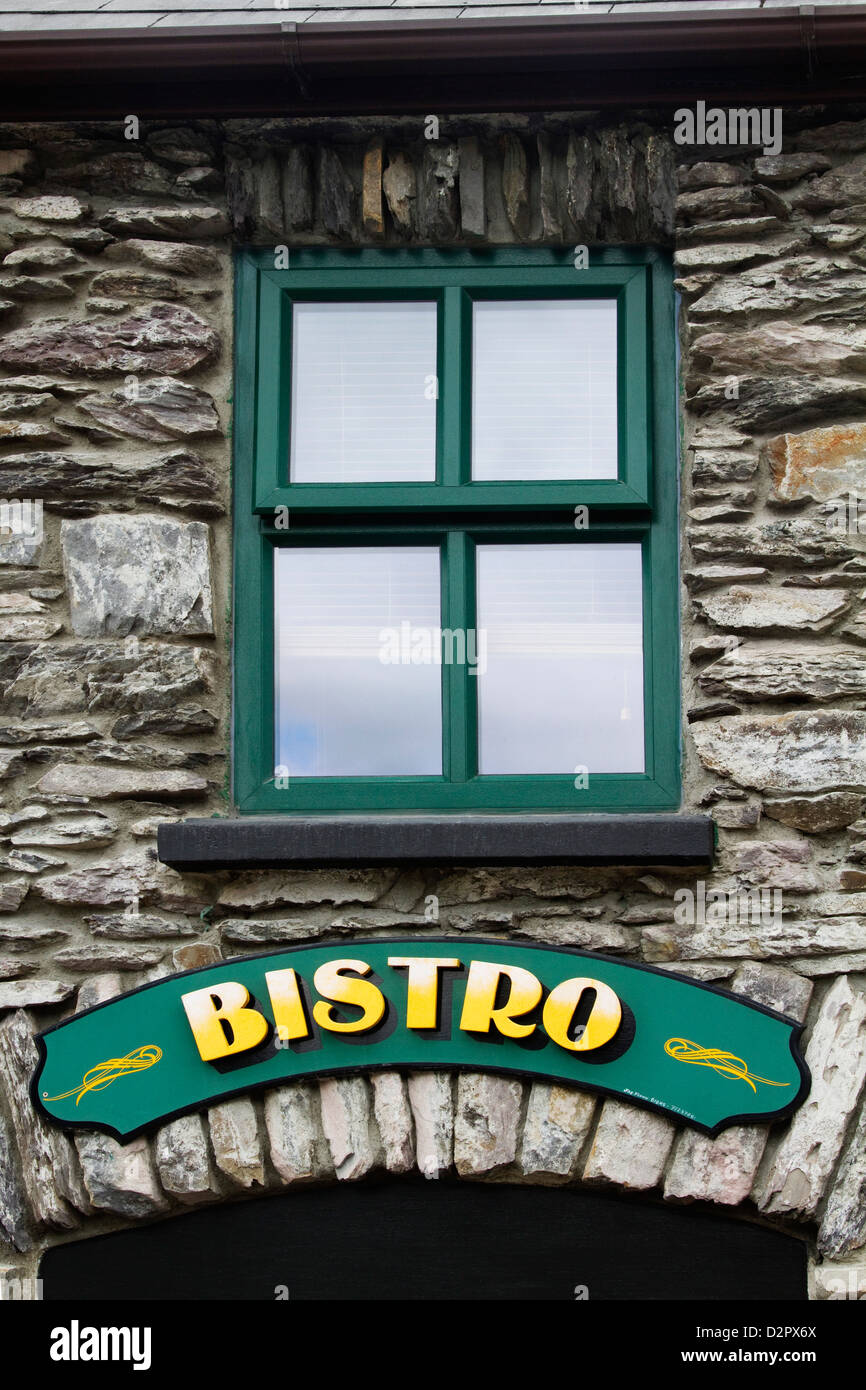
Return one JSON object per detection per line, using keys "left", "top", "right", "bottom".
{"left": 1, "top": 6, "right": 865, "bottom": 118}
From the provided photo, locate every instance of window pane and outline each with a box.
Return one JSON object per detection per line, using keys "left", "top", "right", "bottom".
{"left": 290, "top": 302, "right": 437, "bottom": 482}
{"left": 476, "top": 543, "right": 644, "bottom": 774}
{"left": 275, "top": 547, "right": 442, "bottom": 776}
{"left": 471, "top": 300, "right": 618, "bottom": 481}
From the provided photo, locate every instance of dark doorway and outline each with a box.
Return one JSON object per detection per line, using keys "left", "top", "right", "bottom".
{"left": 42, "top": 1179, "right": 806, "bottom": 1301}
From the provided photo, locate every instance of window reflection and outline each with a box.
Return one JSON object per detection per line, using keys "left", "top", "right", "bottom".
{"left": 476, "top": 543, "right": 644, "bottom": 774}
{"left": 290, "top": 302, "right": 437, "bottom": 483}
{"left": 472, "top": 300, "right": 618, "bottom": 481}
{"left": 275, "top": 547, "right": 443, "bottom": 776}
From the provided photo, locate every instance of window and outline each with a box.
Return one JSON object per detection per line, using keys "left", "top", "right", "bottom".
{"left": 234, "top": 248, "right": 679, "bottom": 814}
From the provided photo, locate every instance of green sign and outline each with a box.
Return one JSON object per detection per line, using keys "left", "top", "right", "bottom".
{"left": 32, "top": 939, "right": 809, "bottom": 1140}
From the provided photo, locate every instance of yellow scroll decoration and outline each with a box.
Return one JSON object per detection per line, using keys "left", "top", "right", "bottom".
{"left": 43, "top": 1045, "right": 162, "bottom": 1106}
{"left": 664, "top": 1038, "right": 789, "bottom": 1094}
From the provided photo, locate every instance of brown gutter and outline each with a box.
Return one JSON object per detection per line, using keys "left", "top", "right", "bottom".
{"left": 0, "top": 7, "right": 865, "bottom": 118}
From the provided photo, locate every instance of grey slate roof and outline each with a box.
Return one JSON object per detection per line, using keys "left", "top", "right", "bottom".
{"left": 1, "top": 0, "right": 865, "bottom": 34}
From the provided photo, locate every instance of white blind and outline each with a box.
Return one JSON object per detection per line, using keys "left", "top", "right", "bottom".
{"left": 274, "top": 546, "right": 442, "bottom": 776}
{"left": 476, "top": 543, "right": 644, "bottom": 774}
{"left": 472, "top": 299, "right": 618, "bottom": 481}
{"left": 290, "top": 302, "right": 437, "bottom": 483}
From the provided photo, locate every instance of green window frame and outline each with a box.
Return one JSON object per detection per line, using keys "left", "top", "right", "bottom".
{"left": 234, "top": 246, "right": 680, "bottom": 815}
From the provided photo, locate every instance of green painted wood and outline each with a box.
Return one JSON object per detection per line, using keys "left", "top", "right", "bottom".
{"left": 255, "top": 481, "right": 650, "bottom": 513}
{"left": 442, "top": 530, "right": 474, "bottom": 783}
{"left": 441, "top": 285, "right": 464, "bottom": 488}
{"left": 252, "top": 251, "right": 651, "bottom": 511}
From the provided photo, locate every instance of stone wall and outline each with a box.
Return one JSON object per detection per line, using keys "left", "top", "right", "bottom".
{"left": 0, "top": 112, "right": 865, "bottom": 1300}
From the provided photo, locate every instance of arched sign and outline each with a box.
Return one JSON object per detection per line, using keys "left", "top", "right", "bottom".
{"left": 32, "top": 939, "right": 810, "bottom": 1141}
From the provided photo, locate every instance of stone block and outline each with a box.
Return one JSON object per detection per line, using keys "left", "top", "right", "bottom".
{"left": 318, "top": 1076, "right": 381, "bottom": 1182}
{"left": 500, "top": 134, "right": 529, "bottom": 238}
{"left": 382, "top": 150, "right": 416, "bottom": 236}
{"left": 362, "top": 139, "right": 384, "bottom": 238}
{"left": 282, "top": 146, "right": 313, "bottom": 233}
{"left": 458, "top": 136, "right": 486, "bottom": 240}
{"left": 0, "top": 303, "right": 219, "bottom": 377}
{"left": 77, "top": 378, "right": 220, "bottom": 443}
{"left": 757, "top": 976, "right": 866, "bottom": 1220}
{"left": 692, "top": 711, "right": 866, "bottom": 794}
{"left": 536, "top": 133, "right": 561, "bottom": 241}
{"left": 454, "top": 1072, "right": 523, "bottom": 1177}
{"left": 371, "top": 1072, "right": 415, "bottom": 1174}
{"left": 408, "top": 1071, "right": 452, "bottom": 1178}
{"left": 316, "top": 147, "right": 355, "bottom": 239}
{"left": 62, "top": 514, "right": 213, "bottom": 637}
{"left": 154, "top": 1113, "right": 220, "bottom": 1205}
{"left": 697, "top": 645, "right": 866, "bottom": 704}
{"left": 583, "top": 1100, "right": 676, "bottom": 1191}
{"left": 75, "top": 1131, "right": 169, "bottom": 1220}
{"left": 264, "top": 1083, "right": 332, "bottom": 1185}
{"left": 819, "top": 1095, "right": 866, "bottom": 1258}
{"left": 766, "top": 422, "right": 866, "bottom": 504}
{"left": 208, "top": 1098, "right": 266, "bottom": 1188}
{"left": 419, "top": 143, "right": 458, "bottom": 241}
{"left": 693, "top": 588, "right": 850, "bottom": 634}
{"left": 35, "top": 765, "right": 208, "bottom": 801}
{"left": 518, "top": 1082, "right": 595, "bottom": 1180}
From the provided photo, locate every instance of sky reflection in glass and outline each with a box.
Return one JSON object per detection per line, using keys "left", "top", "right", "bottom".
{"left": 472, "top": 299, "right": 618, "bottom": 481}
{"left": 476, "top": 543, "right": 645, "bottom": 774}
{"left": 290, "top": 302, "right": 437, "bottom": 483}
{"left": 275, "top": 546, "right": 443, "bottom": 776}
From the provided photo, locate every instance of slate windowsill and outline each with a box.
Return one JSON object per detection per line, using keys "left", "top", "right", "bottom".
{"left": 157, "top": 814, "right": 716, "bottom": 871}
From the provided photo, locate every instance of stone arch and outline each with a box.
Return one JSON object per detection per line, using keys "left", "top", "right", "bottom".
{"left": 0, "top": 997, "right": 855, "bottom": 1300}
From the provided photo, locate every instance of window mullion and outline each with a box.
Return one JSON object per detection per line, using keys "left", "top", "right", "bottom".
{"left": 442, "top": 530, "right": 476, "bottom": 784}
{"left": 440, "top": 287, "right": 468, "bottom": 487}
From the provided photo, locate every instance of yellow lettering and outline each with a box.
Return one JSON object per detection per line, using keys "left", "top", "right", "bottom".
{"left": 181, "top": 981, "right": 268, "bottom": 1062}
{"left": 388, "top": 956, "right": 461, "bottom": 1029}
{"left": 459, "top": 960, "right": 541, "bottom": 1039}
{"left": 265, "top": 967, "right": 311, "bottom": 1042}
{"left": 542, "top": 977, "right": 621, "bottom": 1053}
{"left": 313, "top": 959, "right": 386, "bottom": 1035}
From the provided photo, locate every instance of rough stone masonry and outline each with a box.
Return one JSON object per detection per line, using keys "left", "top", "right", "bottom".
{"left": 0, "top": 111, "right": 865, "bottom": 1301}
